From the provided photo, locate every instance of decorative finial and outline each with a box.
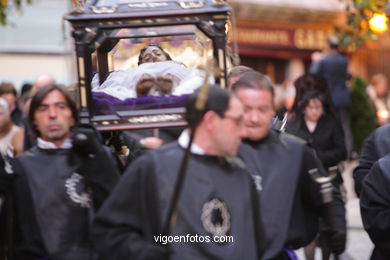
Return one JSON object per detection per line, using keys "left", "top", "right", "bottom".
{"left": 72, "top": 0, "right": 85, "bottom": 14}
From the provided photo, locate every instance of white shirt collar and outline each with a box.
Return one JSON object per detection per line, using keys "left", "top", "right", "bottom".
{"left": 178, "top": 129, "right": 205, "bottom": 155}
{"left": 37, "top": 138, "right": 73, "bottom": 149}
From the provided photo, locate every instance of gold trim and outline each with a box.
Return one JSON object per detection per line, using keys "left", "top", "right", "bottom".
{"left": 128, "top": 20, "right": 143, "bottom": 24}
{"left": 80, "top": 86, "right": 87, "bottom": 108}
{"left": 127, "top": 2, "right": 169, "bottom": 8}
{"left": 91, "top": 6, "right": 117, "bottom": 14}
{"left": 218, "top": 49, "right": 226, "bottom": 87}
{"left": 78, "top": 57, "right": 85, "bottom": 78}
{"left": 218, "top": 48, "right": 225, "bottom": 70}
{"left": 128, "top": 114, "right": 182, "bottom": 124}
{"left": 213, "top": 15, "right": 227, "bottom": 19}
{"left": 220, "top": 78, "right": 226, "bottom": 88}
{"left": 178, "top": 0, "right": 204, "bottom": 9}
{"left": 156, "top": 18, "right": 170, "bottom": 23}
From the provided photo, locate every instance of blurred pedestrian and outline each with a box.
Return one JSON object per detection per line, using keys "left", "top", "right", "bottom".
{"left": 360, "top": 153, "right": 390, "bottom": 260}
{"left": 0, "top": 82, "right": 23, "bottom": 126}
{"left": 0, "top": 98, "right": 23, "bottom": 156}
{"left": 286, "top": 90, "right": 347, "bottom": 260}
{"left": 366, "top": 73, "right": 390, "bottom": 126}
{"left": 17, "top": 83, "right": 32, "bottom": 115}
{"left": 310, "top": 35, "right": 353, "bottom": 159}
{"left": 290, "top": 73, "right": 333, "bottom": 120}
{"left": 353, "top": 123, "right": 390, "bottom": 197}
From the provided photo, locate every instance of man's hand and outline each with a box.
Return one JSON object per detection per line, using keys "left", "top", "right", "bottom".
{"left": 140, "top": 137, "right": 164, "bottom": 150}
{"left": 311, "top": 51, "right": 324, "bottom": 62}
{"left": 72, "top": 125, "right": 103, "bottom": 158}
{"left": 327, "top": 230, "right": 346, "bottom": 255}
{"left": 71, "top": 125, "right": 120, "bottom": 210}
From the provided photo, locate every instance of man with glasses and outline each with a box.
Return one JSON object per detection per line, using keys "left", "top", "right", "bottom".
{"left": 93, "top": 85, "right": 265, "bottom": 260}
{"left": 233, "top": 71, "right": 346, "bottom": 260}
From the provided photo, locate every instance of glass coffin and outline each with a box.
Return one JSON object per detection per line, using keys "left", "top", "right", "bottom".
{"left": 65, "top": 0, "right": 231, "bottom": 131}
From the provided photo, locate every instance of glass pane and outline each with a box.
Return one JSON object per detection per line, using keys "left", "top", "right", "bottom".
{"left": 91, "top": 25, "right": 214, "bottom": 116}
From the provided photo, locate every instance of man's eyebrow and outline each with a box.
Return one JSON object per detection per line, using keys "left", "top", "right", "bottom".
{"left": 39, "top": 101, "right": 68, "bottom": 106}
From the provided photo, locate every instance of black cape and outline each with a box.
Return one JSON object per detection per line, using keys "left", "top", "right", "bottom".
{"left": 12, "top": 147, "right": 119, "bottom": 260}
{"left": 93, "top": 142, "right": 265, "bottom": 260}
{"left": 353, "top": 123, "right": 390, "bottom": 196}
{"left": 360, "top": 154, "right": 390, "bottom": 260}
{"left": 238, "top": 130, "right": 343, "bottom": 259}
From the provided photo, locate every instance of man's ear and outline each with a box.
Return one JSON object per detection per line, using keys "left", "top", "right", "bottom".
{"left": 202, "top": 110, "right": 218, "bottom": 131}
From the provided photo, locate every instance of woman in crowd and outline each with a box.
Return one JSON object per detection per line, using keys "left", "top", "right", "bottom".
{"left": 287, "top": 89, "right": 347, "bottom": 260}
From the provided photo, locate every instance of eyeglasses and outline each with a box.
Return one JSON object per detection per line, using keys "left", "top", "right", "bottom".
{"left": 222, "top": 114, "right": 243, "bottom": 126}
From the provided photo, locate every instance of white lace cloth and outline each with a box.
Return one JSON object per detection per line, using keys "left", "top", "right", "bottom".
{"left": 91, "top": 61, "right": 204, "bottom": 101}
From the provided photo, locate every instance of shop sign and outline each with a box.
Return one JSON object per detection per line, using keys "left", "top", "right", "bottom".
{"left": 235, "top": 26, "right": 330, "bottom": 50}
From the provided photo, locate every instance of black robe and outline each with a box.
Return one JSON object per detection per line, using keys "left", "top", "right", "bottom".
{"left": 238, "top": 130, "right": 346, "bottom": 260}
{"left": 286, "top": 113, "right": 346, "bottom": 170}
{"left": 360, "top": 154, "right": 390, "bottom": 260}
{"left": 93, "top": 142, "right": 265, "bottom": 260}
{"left": 12, "top": 147, "right": 119, "bottom": 260}
{"left": 353, "top": 123, "right": 390, "bottom": 196}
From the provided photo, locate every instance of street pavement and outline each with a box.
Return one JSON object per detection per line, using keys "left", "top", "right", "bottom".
{"left": 295, "top": 160, "right": 374, "bottom": 260}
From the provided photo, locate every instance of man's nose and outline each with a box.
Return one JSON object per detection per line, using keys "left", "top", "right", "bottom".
{"left": 248, "top": 110, "right": 260, "bottom": 123}
{"left": 48, "top": 106, "right": 57, "bottom": 118}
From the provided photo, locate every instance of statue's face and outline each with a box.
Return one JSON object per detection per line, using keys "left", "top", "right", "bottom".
{"left": 141, "top": 46, "right": 168, "bottom": 64}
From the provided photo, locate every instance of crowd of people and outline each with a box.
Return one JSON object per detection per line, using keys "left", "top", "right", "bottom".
{"left": 0, "top": 38, "right": 389, "bottom": 260}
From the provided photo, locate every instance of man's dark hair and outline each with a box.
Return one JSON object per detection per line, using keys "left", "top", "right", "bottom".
{"left": 137, "top": 44, "right": 172, "bottom": 65}
{"left": 231, "top": 71, "right": 274, "bottom": 97}
{"left": 0, "top": 82, "right": 17, "bottom": 97}
{"left": 185, "top": 85, "right": 231, "bottom": 128}
{"left": 29, "top": 84, "right": 79, "bottom": 137}
{"left": 21, "top": 83, "right": 33, "bottom": 96}
{"left": 328, "top": 35, "right": 339, "bottom": 50}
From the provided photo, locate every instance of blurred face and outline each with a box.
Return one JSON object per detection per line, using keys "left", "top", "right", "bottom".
{"left": 212, "top": 97, "right": 245, "bottom": 156}
{"left": 34, "top": 90, "right": 75, "bottom": 147}
{"left": 141, "top": 46, "right": 168, "bottom": 64}
{"left": 0, "top": 107, "right": 9, "bottom": 129}
{"left": 235, "top": 88, "right": 275, "bottom": 141}
{"left": 374, "top": 80, "right": 388, "bottom": 97}
{"left": 1, "top": 93, "right": 16, "bottom": 110}
{"left": 304, "top": 98, "right": 323, "bottom": 122}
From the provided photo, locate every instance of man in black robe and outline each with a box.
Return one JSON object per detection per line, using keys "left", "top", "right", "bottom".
{"left": 11, "top": 85, "right": 120, "bottom": 260}
{"left": 232, "top": 71, "right": 346, "bottom": 260}
{"left": 353, "top": 123, "right": 390, "bottom": 197}
{"left": 360, "top": 153, "right": 390, "bottom": 260}
{"left": 93, "top": 85, "right": 265, "bottom": 260}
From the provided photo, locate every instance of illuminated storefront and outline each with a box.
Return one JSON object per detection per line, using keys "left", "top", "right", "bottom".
{"left": 228, "top": 0, "right": 346, "bottom": 84}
